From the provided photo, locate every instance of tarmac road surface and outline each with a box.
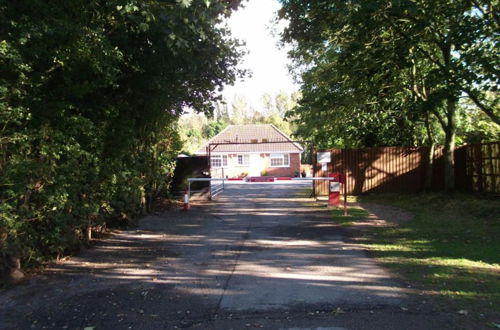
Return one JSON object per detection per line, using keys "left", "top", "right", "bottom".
{"left": 0, "top": 183, "right": 472, "bottom": 329}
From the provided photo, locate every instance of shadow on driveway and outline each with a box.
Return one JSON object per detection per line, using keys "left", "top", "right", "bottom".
{"left": 0, "top": 183, "right": 463, "bottom": 329}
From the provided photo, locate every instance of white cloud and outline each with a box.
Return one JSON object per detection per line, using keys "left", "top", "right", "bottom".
{"left": 222, "top": 0, "right": 298, "bottom": 111}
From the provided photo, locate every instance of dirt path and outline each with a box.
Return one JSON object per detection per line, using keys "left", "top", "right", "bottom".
{"left": 0, "top": 184, "right": 472, "bottom": 329}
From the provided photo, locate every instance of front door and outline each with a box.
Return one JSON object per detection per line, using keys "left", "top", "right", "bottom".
{"left": 249, "top": 154, "right": 261, "bottom": 176}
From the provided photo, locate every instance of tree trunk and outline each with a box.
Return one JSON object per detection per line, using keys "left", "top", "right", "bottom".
{"left": 86, "top": 225, "right": 92, "bottom": 241}
{"left": 443, "top": 97, "right": 457, "bottom": 191}
{"left": 424, "top": 112, "right": 435, "bottom": 190}
{"left": 425, "top": 143, "right": 435, "bottom": 190}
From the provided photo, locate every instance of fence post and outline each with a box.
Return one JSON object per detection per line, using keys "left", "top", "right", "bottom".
{"left": 183, "top": 189, "right": 190, "bottom": 211}
{"left": 343, "top": 177, "right": 348, "bottom": 216}
{"left": 209, "top": 180, "right": 212, "bottom": 200}
{"left": 312, "top": 149, "right": 316, "bottom": 197}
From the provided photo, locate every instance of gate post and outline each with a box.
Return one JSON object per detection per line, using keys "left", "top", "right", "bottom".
{"left": 312, "top": 148, "right": 316, "bottom": 197}
{"left": 183, "top": 187, "right": 190, "bottom": 211}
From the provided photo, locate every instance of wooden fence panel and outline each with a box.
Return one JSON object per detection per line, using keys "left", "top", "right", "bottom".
{"left": 314, "top": 147, "right": 428, "bottom": 195}
{"left": 314, "top": 142, "right": 499, "bottom": 195}
{"left": 171, "top": 156, "right": 209, "bottom": 194}
{"left": 464, "top": 142, "right": 500, "bottom": 194}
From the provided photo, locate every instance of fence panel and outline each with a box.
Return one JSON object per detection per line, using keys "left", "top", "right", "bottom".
{"left": 314, "top": 142, "right": 499, "bottom": 195}
{"left": 171, "top": 156, "right": 209, "bottom": 195}
{"left": 314, "top": 147, "right": 428, "bottom": 195}
{"left": 464, "top": 142, "right": 500, "bottom": 194}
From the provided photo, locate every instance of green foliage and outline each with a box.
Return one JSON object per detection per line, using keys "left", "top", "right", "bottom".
{"left": 457, "top": 95, "right": 500, "bottom": 144}
{"left": 178, "top": 91, "right": 298, "bottom": 154}
{"left": 204, "top": 120, "right": 228, "bottom": 139}
{"left": 0, "top": 0, "right": 243, "bottom": 276}
{"left": 359, "top": 193, "right": 500, "bottom": 312}
{"left": 279, "top": 0, "right": 499, "bottom": 188}
{"left": 177, "top": 113, "right": 210, "bottom": 154}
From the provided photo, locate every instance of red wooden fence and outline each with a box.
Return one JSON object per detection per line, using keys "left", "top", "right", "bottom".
{"left": 314, "top": 142, "right": 499, "bottom": 195}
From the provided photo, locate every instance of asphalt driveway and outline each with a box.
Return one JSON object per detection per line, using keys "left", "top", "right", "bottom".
{"left": 0, "top": 183, "right": 465, "bottom": 329}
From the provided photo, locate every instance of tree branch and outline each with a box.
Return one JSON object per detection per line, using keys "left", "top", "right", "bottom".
{"left": 383, "top": 12, "right": 499, "bottom": 126}
{"left": 429, "top": 107, "right": 447, "bottom": 130}
{"left": 471, "top": 0, "right": 500, "bottom": 30}
{"left": 463, "top": 89, "right": 500, "bottom": 125}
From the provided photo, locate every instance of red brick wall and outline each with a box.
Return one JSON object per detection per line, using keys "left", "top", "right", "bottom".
{"left": 266, "top": 153, "right": 301, "bottom": 177}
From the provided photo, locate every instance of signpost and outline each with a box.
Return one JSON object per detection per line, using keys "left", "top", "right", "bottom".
{"left": 328, "top": 173, "right": 348, "bottom": 216}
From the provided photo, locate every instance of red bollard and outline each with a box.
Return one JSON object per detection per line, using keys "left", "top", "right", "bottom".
{"left": 182, "top": 190, "right": 190, "bottom": 211}
{"left": 328, "top": 173, "right": 341, "bottom": 207}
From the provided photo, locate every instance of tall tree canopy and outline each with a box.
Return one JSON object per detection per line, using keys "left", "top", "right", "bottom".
{"left": 178, "top": 91, "right": 299, "bottom": 155}
{"left": 0, "top": 0, "right": 243, "bottom": 276}
{"left": 279, "top": 0, "right": 499, "bottom": 189}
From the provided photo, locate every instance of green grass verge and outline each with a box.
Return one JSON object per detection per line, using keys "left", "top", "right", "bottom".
{"left": 357, "top": 192, "right": 500, "bottom": 313}
{"left": 331, "top": 207, "right": 369, "bottom": 226}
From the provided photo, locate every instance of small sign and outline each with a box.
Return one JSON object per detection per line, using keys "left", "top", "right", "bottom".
{"left": 321, "top": 163, "right": 327, "bottom": 171}
{"left": 317, "top": 152, "right": 331, "bottom": 163}
{"left": 330, "top": 182, "right": 340, "bottom": 192}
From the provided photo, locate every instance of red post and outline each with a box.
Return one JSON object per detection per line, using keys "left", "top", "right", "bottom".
{"left": 182, "top": 189, "right": 190, "bottom": 211}
{"left": 342, "top": 174, "right": 348, "bottom": 216}
{"left": 328, "top": 173, "right": 341, "bottom": 207}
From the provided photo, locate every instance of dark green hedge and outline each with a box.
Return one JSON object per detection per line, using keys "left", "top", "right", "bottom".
{"left": 0, "top": 0, "right": 242, "bottom": 277}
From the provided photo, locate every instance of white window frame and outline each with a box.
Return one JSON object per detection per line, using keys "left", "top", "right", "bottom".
{"left": 270, "top": 153, "right": 290, "bottom": 168}
{"left": 236, "top": 154, "right": 250, "bottom": 166}
{"left": 211, "top": 155, "right": 228, "bottom": 168}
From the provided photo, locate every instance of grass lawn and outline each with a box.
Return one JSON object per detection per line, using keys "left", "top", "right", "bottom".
{"left": 349, "top": 193, "right": 500, "bottom": 314}
{"left": 331, "top": 207, "right": 369, "bottom": 226}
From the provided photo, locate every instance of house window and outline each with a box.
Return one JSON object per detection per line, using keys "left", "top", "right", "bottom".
{"left": 211, "top": 155, "right": 227, "bottom": 168}
{"left": 250, "top": 139, "right": 258, "bottom": 143}
{"left": 262, "top": 138, "right": 269, "bottom": 143}
{"left": 237, "top": 154, "right": 250, "bottom": 166}
{"left": 270, "top": 153, "right": 290, "bottom": 167}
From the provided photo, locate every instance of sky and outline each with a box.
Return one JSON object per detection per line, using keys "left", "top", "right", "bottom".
{"left": 222, "top": 0, "right": 298, "bottom": 111}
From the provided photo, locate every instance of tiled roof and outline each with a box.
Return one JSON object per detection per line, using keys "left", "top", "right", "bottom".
{"left": 196, "top": 124, "right": 303, "bottom": 154}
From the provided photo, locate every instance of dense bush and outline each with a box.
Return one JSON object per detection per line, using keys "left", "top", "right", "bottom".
{"left": 0, "top": 0, "right": 243, "bottom": 277}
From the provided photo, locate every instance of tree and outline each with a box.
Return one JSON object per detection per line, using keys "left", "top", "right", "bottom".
{"left": 230, "top": 94, "right": 251, "bottom": 124}
{"left": 279, "top": 0, "right": 499, "bottom": 190}
{"left": 260, "top": 93, "right": 275, "bottom": 117}
{"left": 203, "top": 120, "right": 228, "bottom": 139}
{"left": 456, "top": 93, "right": 500, "bottom": 144}
{"left": 178, "top": 91, "right": 300, "bottom": 154}
{"left": 214, "top": 99, "right": 230, "bottom": 121}
{"left": 0, "top": 0, "right": 244, "bottom": 275}
{"left": 275, "top": 90, "right": 295, "bottom": 117}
